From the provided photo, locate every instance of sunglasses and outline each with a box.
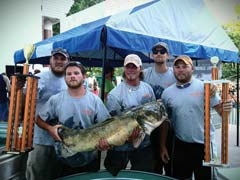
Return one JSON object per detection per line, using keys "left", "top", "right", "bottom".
{"left": 152, "top": 49, "right": 167, "bottom": 55}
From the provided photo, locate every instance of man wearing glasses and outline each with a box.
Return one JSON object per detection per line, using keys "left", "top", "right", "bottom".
{"left": 26, "top": 48, "right": 70, "bottom": 180}
{"left": 144, "top": 43, "right": 217, "bottom": 176}
{"left": 144, "top": 42, "right": 176, "bottom": 176}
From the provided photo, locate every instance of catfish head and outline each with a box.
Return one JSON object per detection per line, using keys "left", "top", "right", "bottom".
{"left": 132, "top": 100, "right": 168, "bottom": 135}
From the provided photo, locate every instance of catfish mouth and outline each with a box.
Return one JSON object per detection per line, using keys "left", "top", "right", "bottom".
{"left": 144, "top": 121, "right": 162, "bottom": 135}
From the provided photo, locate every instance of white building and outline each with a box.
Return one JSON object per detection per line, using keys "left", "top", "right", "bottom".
{"left": 0, "top": 0, "right": 73, "bottom": 74}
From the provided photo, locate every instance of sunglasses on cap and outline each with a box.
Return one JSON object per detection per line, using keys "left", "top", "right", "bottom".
{"left": 51, "top": 48, "right": 67, "bottom": 54}
{"left": 66, "top": 61, "right": 82, "bottom": 66}
{"left": 152, "top": 49, "right": 167, "bottom": 55}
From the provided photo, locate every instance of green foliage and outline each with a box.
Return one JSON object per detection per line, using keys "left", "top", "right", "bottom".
{"left": 67, "top": 0, "right": 104, "bottom": 16}
{"left": 53, "top": 0, "right": 104, "bottom": 35}
{"left": 222, "top": 21, "right": 240, "bottom": 80}
{"left": 222, "top": 63, "right": 238, "bottom": 80}
{"left": 53, "top": 23, "right": 60, "bottom": 36}
{"left": 224, "top": 22, "right": 240, "bottom": 50}
{"left": 86, "top": 67, "right": 123, "bottom": 77}
{"left": 222, "top": 4, "right": 240, "bottom": 80}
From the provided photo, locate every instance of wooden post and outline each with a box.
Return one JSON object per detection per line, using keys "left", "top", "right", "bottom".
{"left": 23, "top": 63, "right": 29, "bottom": 75}
{"left": 27, "top": 78, "right": 38, "bottom": 149}
{"left": 221, "top": 82, "right": 229, "bottom": 164}
{"left": 211, "top": 67, "right": 219, "bottom": 80}
{"left": 203, "top": 80, "right": 230, "bottom": 167}
{"left": 21, "top": 77, "right": 32, "bottom": 152}
{"left": 5, "top": 74, "right": 38, "bottom": 154}
{"left": 13, "top": 87, "right": 23, "bottom": 150}
{"left": 5, "top": 76, "right": 17, "bottom": 151}
{"left": 204, "top": 83, "right": 211, "bottom": 162}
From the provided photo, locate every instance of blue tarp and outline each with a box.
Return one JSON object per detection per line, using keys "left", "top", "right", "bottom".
{"left": 14, "top": 0, "right": 239, "bottom": 66}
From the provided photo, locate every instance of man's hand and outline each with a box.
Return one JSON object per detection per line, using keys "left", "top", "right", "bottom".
{"left": 160, "top": 146, "right": 170, "bottom": 164}
{"left": 47, "top": 124, "right": 62, "bottom": 141}
{"left": 222, "top": 100, "right": 233, "bottom": 112}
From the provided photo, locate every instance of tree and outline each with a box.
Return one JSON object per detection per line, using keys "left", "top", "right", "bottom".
{"left": 221, "top": 4, "right": 240, "bottom": 80}
{"left": 53, "top": 0, "right": 104, "bottom": 36}
{"left": 67, "top": 0, "right": 104, "bottom": 16}
{"left": 64, "top": 0, "right": 123, "bottom": 79}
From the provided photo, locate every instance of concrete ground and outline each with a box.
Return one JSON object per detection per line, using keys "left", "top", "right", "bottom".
{"left": 216, "top": 124, "right": 240, "bottom": 180}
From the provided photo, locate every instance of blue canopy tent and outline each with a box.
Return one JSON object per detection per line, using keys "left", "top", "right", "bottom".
{"left": 13, "top": 0, "right": 239, "bottom": 145}
{"left": 14, "top": 0, "right": 238, "bottom": 66}
{"left": 14, "top": 0, "right": 239, "bottom": 104}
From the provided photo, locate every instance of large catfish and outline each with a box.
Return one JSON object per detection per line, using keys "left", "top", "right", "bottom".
{"left": 57, "top": 100, "right": 168, "bottom": 158}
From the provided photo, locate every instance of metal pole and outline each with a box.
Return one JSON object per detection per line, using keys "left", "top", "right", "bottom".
{"left": 237, "top": 60, "right": 239, "bottom": 146}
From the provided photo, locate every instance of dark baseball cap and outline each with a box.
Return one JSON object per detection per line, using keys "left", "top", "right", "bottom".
{"left": 51, "top": 48, "right": 69, "bottom": 59}
{"left": 151, "top": 42, "right": 169, "bottom": 54}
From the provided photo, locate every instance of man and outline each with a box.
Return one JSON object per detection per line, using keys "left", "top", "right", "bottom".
{"left": 104, "top": 64, "right": 116, "bottom": 102}
{"left": 160, "top": 55, "right": 232, "bottom": 180}
{"left": 144, "top": 42, "right": 218, "bottom": 176}
{"left": 0, "top": 73, "right": 10, "bottom": 121}
{"left": 26, "top": 48, "right": 69, "bottom": 180}
{"left": 143, "top": 42, "right": 175, "bottom": 175}
{"left": 144, "top": 42, "right": 176, "bottom": 99}
{"left": 36, "top": 61, "right": 110, "bottom": 178}
{"left": 104, "top": 54, "right": 156, "bottom": 176}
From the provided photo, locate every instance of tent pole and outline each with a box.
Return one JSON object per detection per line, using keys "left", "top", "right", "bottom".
{"left": 236, "top": 59, "right": 239, "bottom": 146}
{"left": 100, "top": 26, "right": 107, "bottom": 102}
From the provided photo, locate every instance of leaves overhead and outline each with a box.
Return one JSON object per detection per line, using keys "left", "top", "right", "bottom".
{"left": 221, "top": 4, "right": 240, "bottom": 80}
{"left": 67, "top": 0, "right": 104, "bottom": 16}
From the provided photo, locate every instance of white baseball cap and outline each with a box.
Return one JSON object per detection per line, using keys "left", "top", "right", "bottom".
{"left": 124, "top": 54, "right": 142, "bottom": 67}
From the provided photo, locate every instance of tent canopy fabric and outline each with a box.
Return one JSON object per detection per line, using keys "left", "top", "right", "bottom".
{"left": 14, "top": 0, "right": 239, "bottom": 66}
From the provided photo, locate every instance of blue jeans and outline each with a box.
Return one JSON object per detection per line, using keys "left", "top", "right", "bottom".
{"left": 0, "top": 102, "right": 8, "bottom": 121}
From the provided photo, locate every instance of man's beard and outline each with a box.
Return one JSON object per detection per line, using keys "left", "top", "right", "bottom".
{"left": 155, "top": 61, "right": 165, "bottom": 65}
{"left": 175, "top": 75, "right": 191, "bottom": 84}
{"left": 67, "top": 80, "right": 84, "bottom": 89}
{"left": 51, "top": 67, "right": 64, "bottom": 77}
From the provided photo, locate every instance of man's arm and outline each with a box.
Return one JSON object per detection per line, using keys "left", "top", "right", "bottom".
{"left": 3, "top": 74, "right": 11, "bottom": 92}
{"left": 159, "top": 120, "right": 170, "bottom": 163}
{"left": 36, "top": 116, "right": 62, "bottom": 141}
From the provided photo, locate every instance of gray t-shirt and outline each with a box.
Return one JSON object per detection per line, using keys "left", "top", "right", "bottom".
{"left": 144, "top": 66, "right": 176, "bottom": 99}
{"left": 106, "top": 80, "right": 156, "bottom": 151}
{"left": 161, "top": 78, "right": 220, "bottom": 144}
{"left": 39, "top": 90, "right": 110, "bottom": 167}
{"left": 39, "top": 90, "right": 110, "bottom": 128}
{"left": 33, "top": 70, "right": 67, "bottom": 146}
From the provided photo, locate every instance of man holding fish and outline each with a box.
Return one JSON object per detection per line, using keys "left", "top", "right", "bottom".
{"left": 35, "top": 61, "right": 111, "bottom": 178}
{"left": 103, "top": 54, "right": 158, "bottom": 176}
